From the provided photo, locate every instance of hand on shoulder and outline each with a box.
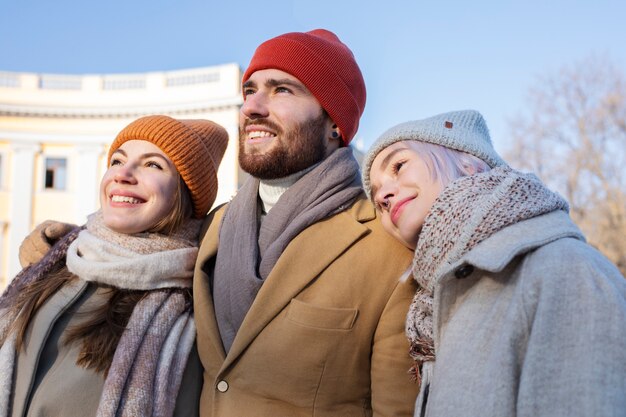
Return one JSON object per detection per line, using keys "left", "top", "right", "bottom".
{"left": 19, "top": 220, "right": 77, "bottom": 267}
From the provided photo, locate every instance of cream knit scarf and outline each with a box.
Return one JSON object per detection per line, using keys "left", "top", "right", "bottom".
{"left": 66, "top": 211, "right": 199, "bottom": 290}
{"left": 405, "top": 166, "right": 569, "bottom": 381}
{"left": 0, "top": 211, "right": 202, "bottom": 417}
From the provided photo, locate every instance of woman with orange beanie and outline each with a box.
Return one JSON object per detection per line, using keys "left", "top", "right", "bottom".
{"left": 0, "top": 115, "right": 228, "bottom": 417}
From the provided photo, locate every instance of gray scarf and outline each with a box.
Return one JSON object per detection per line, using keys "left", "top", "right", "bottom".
{"left": 405, "top": 166, "right": 570, "bottom": 382}
{"left": 0, "top": 212, "right": 201, "bottom": 417}
{"left": 213, "top": 147, "right": 363, "bottom": 352}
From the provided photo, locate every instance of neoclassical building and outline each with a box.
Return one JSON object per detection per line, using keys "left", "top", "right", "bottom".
{"left": 0, "top": 63, "right": 243, "bottom": 287}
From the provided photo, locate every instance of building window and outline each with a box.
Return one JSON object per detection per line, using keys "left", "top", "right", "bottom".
{"left": 44, "top": 157, "right": 67, "bottom": 190}
{"left": 0, "top": 72, "right": 20, "bottom": 88}
{"left": 39, "top": 75, "right": 82, "bottom": 90}
{"left": 166, "top": 71, "right": 219, "bottom": 87}
{"left": 103, "top": 77, "right": 146, "bottom": 90}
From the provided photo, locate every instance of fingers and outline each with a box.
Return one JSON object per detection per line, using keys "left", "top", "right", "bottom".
{"left": 44, "top": 221, "right": 75, "bottom": 242}
{"left": 18, "top": 224, "right": 52, "bottom": 267}
{"left": 18, "top": 220, "right": 76, "bottom": 268}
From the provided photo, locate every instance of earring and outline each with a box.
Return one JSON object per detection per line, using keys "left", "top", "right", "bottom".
{"left": 331, "top": 131, "right": 339, "bottom": 139}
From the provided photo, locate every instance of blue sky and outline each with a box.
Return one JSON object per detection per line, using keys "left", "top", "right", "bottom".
{"left": 1, "top": 0, "right": 624, "bottom": 153}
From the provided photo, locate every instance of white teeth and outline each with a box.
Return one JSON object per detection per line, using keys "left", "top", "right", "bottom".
{"left": 111, "top": 195, "right": 142, "bottom": 204}
{"left": 248, "top": 130, "right": 275, "bottom": 139}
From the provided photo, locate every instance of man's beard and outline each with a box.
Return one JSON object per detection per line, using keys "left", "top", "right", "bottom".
{"left": 238, "top": 112, "right": 328, "bottom": 180}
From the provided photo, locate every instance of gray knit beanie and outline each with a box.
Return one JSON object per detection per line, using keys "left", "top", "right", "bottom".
{"left": 362, "top": 110, "right": 507, "bottom": 198}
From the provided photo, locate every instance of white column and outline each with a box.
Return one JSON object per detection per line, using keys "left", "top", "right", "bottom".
{"left": 74, "top": 143, "right": 104, "bottom": 223}
{"left": 214, "top": 120, "right": 240, "bottom": 206}
{"left": 8, "top": 142, "right": 39, "bottom": 278}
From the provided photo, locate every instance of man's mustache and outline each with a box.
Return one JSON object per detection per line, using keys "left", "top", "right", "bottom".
{"left": 241, "top": 118, "right": 282, "bottom": 134}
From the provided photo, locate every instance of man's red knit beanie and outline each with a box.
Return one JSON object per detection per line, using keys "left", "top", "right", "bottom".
{"left": 242, "top": 29, "right": 366, "bottom": 146}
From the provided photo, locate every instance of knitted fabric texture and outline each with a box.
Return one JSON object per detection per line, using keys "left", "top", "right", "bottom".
{"left": 66, "top": 211, "right": 201, "bottom": 290}
{"left": 109, "top": 115, "right": 229, "bottom": 218}
{"left": 97, "top": 290, "right": 195, "bottom": 417}
{"left": 213, "top": 147, "right": 363, "bottom": 352}
{"left": 243, "top": 29, "right": 366, "bottom": 145}
{"left": 0, "top": 226, "right": 83, "bottom": 313}
{"left": 0, "top": 213, "right": 200, "bottom": 417}
{"left": 406, "top": 166, "right": 569, "bottom": 380}
{"left": 258, "top": 163, "right": 317, "bottom": 214}
{"left": 362, "top": 110, "right": 507, "bottom": 198}
{"left": 87, "top": 210, "right": 200, "bottom": 253}
{"left": 78, "top": 212, "right": 199, "bottom": 417}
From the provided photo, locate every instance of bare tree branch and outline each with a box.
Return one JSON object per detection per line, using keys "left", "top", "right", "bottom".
{"left": 505, "top": 55, "right": 626, "bottom": 276}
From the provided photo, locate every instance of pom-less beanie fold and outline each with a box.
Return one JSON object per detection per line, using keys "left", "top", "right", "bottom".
{"left": 362, "top": 110, "right": 507, "bottom": 198}
{"left": 108, "top": 115, "right": 229, "bottom": 218}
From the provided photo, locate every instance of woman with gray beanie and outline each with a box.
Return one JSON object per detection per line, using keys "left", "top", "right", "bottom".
{"left": 362, "top": 110, "right": 626, "bottom": 417}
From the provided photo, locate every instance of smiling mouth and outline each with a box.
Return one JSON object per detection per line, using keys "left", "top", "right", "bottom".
{"left": 249, "top": 130, "right": 275, "bottom": 138}
{"left": 111, "top": 195, "right": 144, "bottom": 204}
{"left": 391, "top": 198, "right": 413, "bottom": 225}
{"left": 247, "top": 130, "right": 276, "bottom": 143}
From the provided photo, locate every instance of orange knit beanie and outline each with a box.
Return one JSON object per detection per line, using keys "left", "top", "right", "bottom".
{"left": 108, "top": 115, "right": 229, "bottom": 218}
{"left": 242, "top": 29, "right": 366, "bottom": 145}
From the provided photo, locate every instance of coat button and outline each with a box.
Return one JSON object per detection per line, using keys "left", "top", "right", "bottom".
{"left": 454, "top": 265, "right": 474, "bottom": 279}
{"left": 217, "top": 380, "right": 229, "bottom": 392}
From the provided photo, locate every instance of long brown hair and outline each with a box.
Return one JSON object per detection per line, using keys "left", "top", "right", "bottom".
{"left": 6, "top": 177, "right": 194, "bottom": 374}
{"left": 148, "top": 176, "right": 194, "bottom": 235}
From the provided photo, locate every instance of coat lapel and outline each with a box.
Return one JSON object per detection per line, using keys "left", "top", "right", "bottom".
{"left": 222, "top": 200, "right": 373, "bottom": 369}
{"left": 193, "top": 207, "right": 228, "bottom": 361}
{"left": 11, "top": 279, "right": 87, "bottom": 417}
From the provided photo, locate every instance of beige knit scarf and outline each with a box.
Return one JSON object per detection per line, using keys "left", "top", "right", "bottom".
{"left": 66, "top": 211, "right": 200, "bottom": 290}
{"left": 405, "top": 166, "right": 569, "bottom": 382}
{"left": 0, "top": 211, "right": 202, "bottom": 417}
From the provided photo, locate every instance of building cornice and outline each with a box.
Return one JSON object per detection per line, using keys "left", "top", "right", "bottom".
{"left": 0, "top": 96, "right": 243, "bottom": 118}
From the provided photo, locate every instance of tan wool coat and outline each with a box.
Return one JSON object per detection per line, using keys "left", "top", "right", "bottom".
{"left": 193, "top": 196, "right": 420, "bottom": 417}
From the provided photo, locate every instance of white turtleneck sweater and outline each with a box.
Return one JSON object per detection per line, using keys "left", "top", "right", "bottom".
{"left": 258, "top": 164, "right": 318, "bottom": 216}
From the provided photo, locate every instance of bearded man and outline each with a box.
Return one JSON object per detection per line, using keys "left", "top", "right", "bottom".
{"left": 193, "top": 29, "right": 418, "bottom": 416}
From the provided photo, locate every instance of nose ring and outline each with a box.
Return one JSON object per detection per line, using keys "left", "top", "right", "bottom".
{"left": 382, "top": 198, "right": 390, "bottom": 210}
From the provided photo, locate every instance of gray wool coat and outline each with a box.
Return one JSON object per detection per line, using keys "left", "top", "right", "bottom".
{"left": 415, "top": 210, "right": 626, "bottom": 417}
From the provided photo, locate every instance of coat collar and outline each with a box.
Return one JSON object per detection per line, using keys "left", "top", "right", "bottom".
{"left": 430, "top": 210, "right": 585, "bottom": 354}
{"left": 197, "top": 195, "right": 375, "bottom": 264}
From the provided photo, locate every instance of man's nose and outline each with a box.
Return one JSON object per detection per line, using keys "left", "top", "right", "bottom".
{"left": 241, "top": 92, "right": 269, "bottom": 119}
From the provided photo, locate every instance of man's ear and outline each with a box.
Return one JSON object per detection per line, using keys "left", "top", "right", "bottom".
{"left": 327, "top": 122, "right": 342, "bottom": 147}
